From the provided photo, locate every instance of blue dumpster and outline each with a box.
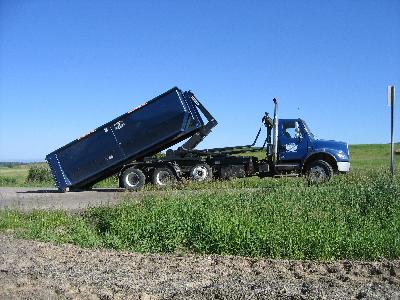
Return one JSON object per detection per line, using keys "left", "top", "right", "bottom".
{"left": 46, "top": 87, "right": 204, "bottom": 191}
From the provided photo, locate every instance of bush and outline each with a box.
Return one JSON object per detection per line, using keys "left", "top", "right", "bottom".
{"left": 26, "top": 166, "right": 53, "bottom": 183}
{"left": 0, "top": 176, "right": 17, "bottom": 185}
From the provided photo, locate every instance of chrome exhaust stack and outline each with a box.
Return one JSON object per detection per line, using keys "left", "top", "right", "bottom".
{"left": 272, "top": 98, "right": 278, "bottom": 165}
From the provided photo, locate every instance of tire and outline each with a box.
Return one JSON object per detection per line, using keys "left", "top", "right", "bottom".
{"left": 189, "top": 163, "right": 212, "bottom": 182}
{"left": 152, "top": 167, "right": 177, "bottom": 186}
{"left": 120, "top": 167, "right": 146, "bottom": 190}
{"left": 306, "top": 160, "right": 333, "bottom": 184}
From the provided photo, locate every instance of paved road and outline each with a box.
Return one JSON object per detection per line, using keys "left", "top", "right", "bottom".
{"left": 0, "top": 187, "right": 267, "bottom": 212}
{"left": 0, "top": 187, "right": 129, "bottom": 211}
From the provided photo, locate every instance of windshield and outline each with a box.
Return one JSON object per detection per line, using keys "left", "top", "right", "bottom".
{"left": 301, "top": 120, "right": 315, "bottom": 140}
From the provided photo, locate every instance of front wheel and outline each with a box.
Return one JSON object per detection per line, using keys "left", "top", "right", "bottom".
{"left": 306, "top": 160, "right": 333, "bottom": 184}
{"left": 120, "top": 167, "right": 146, "bottom": 191}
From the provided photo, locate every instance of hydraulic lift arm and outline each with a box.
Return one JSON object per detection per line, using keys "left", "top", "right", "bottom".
{"left": 182, "top": 111, "right": 273, "bottom": 157}
{"left": 170, "top": 93, "right": 275, "bottom": 159}
{"left": 262, "top": 111, "right": 273, "bottom": 156}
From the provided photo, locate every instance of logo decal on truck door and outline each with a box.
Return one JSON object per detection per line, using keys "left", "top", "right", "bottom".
{"left": 285, "top": 143, "right": 298, "bottom": 152}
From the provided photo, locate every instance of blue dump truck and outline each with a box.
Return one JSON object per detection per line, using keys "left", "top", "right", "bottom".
{"left": 46, "top": 87, "right": 350, "bottom": 192}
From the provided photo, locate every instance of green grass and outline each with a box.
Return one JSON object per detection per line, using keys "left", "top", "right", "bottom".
{"left": 0, "top": 144, "right": 400, "bottom": 260}
{"left": 350, "top": 144, "right": 399, "bottom": 170}
{"left": 1, "top": 170, "right": 399, "bottom": 260}
{"left": 86, "top": 172, "right": 400, "bottom": 259}
{"left": 0, "top": 210, "right": 101, "bottom": 247}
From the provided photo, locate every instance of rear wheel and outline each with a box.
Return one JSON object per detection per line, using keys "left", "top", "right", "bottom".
{"left": 121, "top": 167, "right": 146, "bottom": 190}
{"left": 152, "top": 167, "right": 177, "bottom": 186}
{"left": 189, "top": 163, "right": 212, "bottom": 182}
{"left": 306, "top": 160, "right": 333, "bottom": 184}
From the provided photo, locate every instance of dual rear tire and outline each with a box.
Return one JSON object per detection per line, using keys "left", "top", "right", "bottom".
{"left": 152, "top": 167, "right": 177, "bottom": 186}
{"left": 189, "top": 163, "right": 212, "bottom": 182}
{"left": 120, "top": 166, "right": 178, "bottom": 190}
{"left": 120, "top": 163, "right": 213, "bottom": 190}
{"left": 120, "top": 167, "right": 176, "bottom": 190}
{"left": 120, "top": 167, "right": 146, "bottom": 191}
{"left": 151, "top": 164, "right": 212, "bottom": 186}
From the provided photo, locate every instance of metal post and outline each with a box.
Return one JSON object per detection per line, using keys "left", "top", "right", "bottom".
{"left": 388, "top": 86, "right": 395, "bottom": 176}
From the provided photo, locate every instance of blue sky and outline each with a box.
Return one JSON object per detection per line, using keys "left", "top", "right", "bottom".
{"left": 0, "top": 0, "right": 399, "bottom": 161}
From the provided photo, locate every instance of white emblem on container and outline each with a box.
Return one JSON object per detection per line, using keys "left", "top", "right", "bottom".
{"left": 114, "top": 121, "right": 125, "bottom": 130}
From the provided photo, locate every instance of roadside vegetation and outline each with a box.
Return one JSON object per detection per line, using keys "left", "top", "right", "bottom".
{"left": 0, "top": 144, "right": 399, "bottom": 260}
{"left": 0, "top": 162, "right": 53, "bottom": 187}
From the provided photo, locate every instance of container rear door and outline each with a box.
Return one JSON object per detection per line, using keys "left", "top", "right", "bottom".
{"left": 56, "top": 127, "right": 124, "bottom": 185}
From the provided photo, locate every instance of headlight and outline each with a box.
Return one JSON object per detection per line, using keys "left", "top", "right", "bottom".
{"left": 337, "top": 151, "right": 347, "bottom": 160}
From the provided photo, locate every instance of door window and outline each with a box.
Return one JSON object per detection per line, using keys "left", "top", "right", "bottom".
{"left": 282, "top": 121, "right": 301, "bottom": 139}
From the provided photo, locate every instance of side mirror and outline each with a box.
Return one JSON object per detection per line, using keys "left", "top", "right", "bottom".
{"left": 295, "top": 122, "right": 302, "bottom": 141}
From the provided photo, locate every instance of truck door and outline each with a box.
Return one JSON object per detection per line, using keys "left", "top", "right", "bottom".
{"left": 278, "top": 120, "right": 308, "bottom": 161}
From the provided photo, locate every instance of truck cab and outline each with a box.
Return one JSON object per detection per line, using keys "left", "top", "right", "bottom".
{"left": 274, "top": 118, "right": 350, "bottom": 181}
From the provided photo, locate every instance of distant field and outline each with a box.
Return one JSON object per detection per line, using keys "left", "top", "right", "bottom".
{"left": 0, "top": 163, "right": 50, "bottom": 187}
{"left": 350, "top": 144, "right": 400, "bottom": 170}
{"left": 0, "top": 167, "right": 28, "bottom": 181}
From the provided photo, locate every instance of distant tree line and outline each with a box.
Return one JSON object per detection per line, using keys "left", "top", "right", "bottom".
{"left": 0, "top": 162, "right": 29, "bottom": 168}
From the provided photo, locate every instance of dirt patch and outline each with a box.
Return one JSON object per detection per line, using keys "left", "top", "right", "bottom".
{"left": 0, "top": 234, "right": 399, "bottom": 299}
